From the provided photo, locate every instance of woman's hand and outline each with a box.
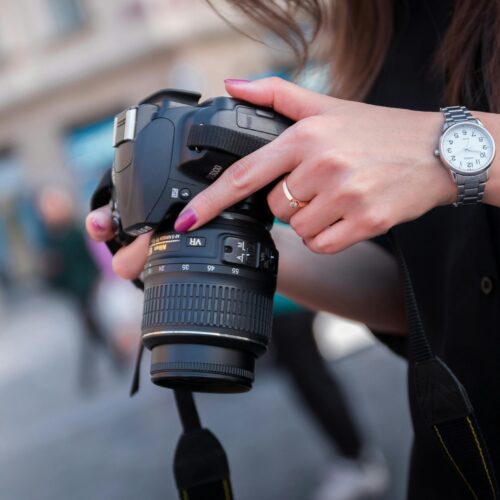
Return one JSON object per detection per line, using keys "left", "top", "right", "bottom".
{"left": 174, "top": 77, "right": 456, "bottom": 254}
{"left": 86, "top": 76, "right": 457, "bottom": 279}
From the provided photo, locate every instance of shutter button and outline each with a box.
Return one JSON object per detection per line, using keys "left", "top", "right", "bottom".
{"left": 481, "top": 276, "right": 494, "bottom": 295}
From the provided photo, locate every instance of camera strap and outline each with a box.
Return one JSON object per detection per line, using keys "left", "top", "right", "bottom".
{"left": 173, "top": 390, "right": 234, "bottom": 500}
{"left": 91, "top": 170, "right": 235, "bottom": 500}
{"left": 392, "top": 233, "right": 498, "bottom": 499}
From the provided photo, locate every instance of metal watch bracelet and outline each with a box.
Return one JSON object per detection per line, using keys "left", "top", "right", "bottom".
{"left": 441, "top": 105, "right": 487, "bottom": 205}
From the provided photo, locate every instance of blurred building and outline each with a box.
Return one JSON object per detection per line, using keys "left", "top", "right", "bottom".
{"left": 0, "top": 0, "right": 285, "bottom": 283}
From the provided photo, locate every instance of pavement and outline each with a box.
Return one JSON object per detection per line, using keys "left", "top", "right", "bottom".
{"left": 0, "top": 289, "right": 412, "bottom": 500}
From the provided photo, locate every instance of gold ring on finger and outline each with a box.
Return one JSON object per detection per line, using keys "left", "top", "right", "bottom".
{"left": 282, "top": 176, "right": 308, "bottom": 209}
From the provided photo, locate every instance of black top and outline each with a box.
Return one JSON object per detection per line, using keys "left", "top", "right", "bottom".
{"left": 365, "top": 0, "right": 500, "bottom": 498}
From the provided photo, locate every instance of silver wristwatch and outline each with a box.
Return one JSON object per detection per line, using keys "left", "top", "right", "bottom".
{"left": 434, "top": 106, "right": 496, "bottom": 206}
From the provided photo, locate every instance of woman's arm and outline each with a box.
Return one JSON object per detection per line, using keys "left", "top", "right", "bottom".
{"left": 171, "top": 78, "right": 500, "bottom": 257}
{"left": 272, "top": 224, "right": 406, "bottom": 334}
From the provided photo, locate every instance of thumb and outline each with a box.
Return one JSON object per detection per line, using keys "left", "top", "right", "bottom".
{"left": 224, "top": 77, "right": 333, "bottom": 121}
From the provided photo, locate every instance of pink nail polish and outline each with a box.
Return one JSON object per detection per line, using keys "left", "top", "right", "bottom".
{"left": 224, "top": 79, "right": 251, "bottom": 85}
{"left": 91, "top": 218, "right": 105, "bottom": 232}
{"left": 174, "top": 208, "right": 197, "bottom": 232}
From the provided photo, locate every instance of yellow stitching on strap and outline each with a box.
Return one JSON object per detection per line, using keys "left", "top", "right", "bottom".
{"left": 181, "top": 489, "right": 190, "bottom": 500}
{"left": 466, "top": 416, "right": 497, "bottom": 500}
{"left": 434, "top": 425, "right": 478, "bottom": 500}
{"left": 223, "top": 479, "right": 231, "bottom": 500}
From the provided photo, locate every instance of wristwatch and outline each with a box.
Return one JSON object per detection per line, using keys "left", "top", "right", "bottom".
{"left": 434, "top": 106, "right": 496, "bottom": 206}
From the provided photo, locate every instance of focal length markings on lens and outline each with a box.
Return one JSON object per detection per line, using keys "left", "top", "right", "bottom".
{"left": 144, "top": 262, "right": 263, "bottom": 280}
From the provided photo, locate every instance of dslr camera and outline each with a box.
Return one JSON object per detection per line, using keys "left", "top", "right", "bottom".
{"left": 111, "top": 89, "right": 291, "bottom": 393}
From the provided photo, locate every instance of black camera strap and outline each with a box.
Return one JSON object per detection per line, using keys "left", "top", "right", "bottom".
{"left": 392, "top": 233, "right": 498, "bottom": 499}
{"left": 173, "top": 390, "right": 234, "bottom": 500}
{"left": 91, "top": 171, "right": 235, "bottom": 500}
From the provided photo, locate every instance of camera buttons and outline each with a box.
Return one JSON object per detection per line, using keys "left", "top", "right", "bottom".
{"left": 180, "top": 188, "right": 191, "bottom": 200}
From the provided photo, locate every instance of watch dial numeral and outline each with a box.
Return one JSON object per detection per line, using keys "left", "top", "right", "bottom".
{"left": 476, "top": 159, "right": 480, "bottom": 164}
{"left": 479, "top": 137, "right": 484, "bottom": 142}
{"left": 467, "top": 162, "right": 473, "bottom": 168}
{"left": 451, "top": 156, "right": 456, "bottom": 161}
{"left": 454, "top": 133, "right": 459, "bottom": 138}
{"left": 462, "top": 129, "right": 467, "bottom": 135}
{"left": 448, "top": 140, "right": 453, "bottom": 145}
{"left": 481, "top": 153, "right": 486, "bottom": 158}
{"left": 447, "top": 148, "right": 452, "bottom": 153}
{"left": 483, "top": 145, "right": 488, "bottom": 150}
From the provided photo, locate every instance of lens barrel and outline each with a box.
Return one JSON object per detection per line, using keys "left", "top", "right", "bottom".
{"left": 141, "top": 215, "right": 278, "bottom": 393}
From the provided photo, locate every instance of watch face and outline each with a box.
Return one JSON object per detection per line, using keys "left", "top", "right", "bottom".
{"left": 440, "top": 122, "right": 495, "bottom": 174}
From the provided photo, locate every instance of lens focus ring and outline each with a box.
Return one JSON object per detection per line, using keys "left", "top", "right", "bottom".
{"left": 142, "top": 282, "right": 273, "bottom": 342}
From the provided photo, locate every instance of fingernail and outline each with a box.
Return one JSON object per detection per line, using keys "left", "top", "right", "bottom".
{"left": 91, "top": 216, "right": 106, "bottom": 232}
{"left": 174, "top": 208, "right": 197, "bottom": 232}
{"left": 224, "top": 79, "right": 251, "bottom": 85}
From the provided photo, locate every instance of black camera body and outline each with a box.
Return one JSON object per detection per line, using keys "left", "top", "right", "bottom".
{"left": 113, "top": 89, "right": 291, "bottom": 235}
{"left": 112, "top": 89, "right": 292, "bottom": 393}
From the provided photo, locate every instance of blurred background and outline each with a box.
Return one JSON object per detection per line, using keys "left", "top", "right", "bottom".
{"left": 0, "top": 1, "right": 412, "bottom": 499}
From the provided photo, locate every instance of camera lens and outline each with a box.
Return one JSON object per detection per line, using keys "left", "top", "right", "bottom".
{"left": 141, "top": 214, "right": 278, "bottom": 393}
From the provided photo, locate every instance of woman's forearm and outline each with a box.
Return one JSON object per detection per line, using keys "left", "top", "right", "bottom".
{"left": 272, "top": 224, "right": 407, "bottom": 334}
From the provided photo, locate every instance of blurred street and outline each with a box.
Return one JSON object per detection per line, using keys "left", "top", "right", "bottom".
{"left": 0, "top": 290, "right": 412, "bottom": 500}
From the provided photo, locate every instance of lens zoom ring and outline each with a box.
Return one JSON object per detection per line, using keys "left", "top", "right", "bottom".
{"left": 142, "top": 283, "right": 273, "bottom": 340}
{"left": 150, "top": 361, "right": 254, "bottom": 381}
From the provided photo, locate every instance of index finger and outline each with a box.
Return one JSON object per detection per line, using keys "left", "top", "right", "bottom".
{"left": 174, "top": 131, "right": 297, "bottom": 232}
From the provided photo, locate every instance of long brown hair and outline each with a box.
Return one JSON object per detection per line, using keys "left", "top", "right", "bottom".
{"left": 208, "top": 0, "right": 500, "bottom": 112}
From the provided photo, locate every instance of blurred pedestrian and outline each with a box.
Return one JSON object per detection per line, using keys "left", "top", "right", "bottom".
{"left": 37, "top": 185, "right": 126, "bottom": 391}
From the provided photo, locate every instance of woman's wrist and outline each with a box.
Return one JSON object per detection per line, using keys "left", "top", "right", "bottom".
{"left": 413, "top": 110, "right": 457, "bottom": 206}
{"left": 427, "top": 109, "right": 500, "bottom": 208}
